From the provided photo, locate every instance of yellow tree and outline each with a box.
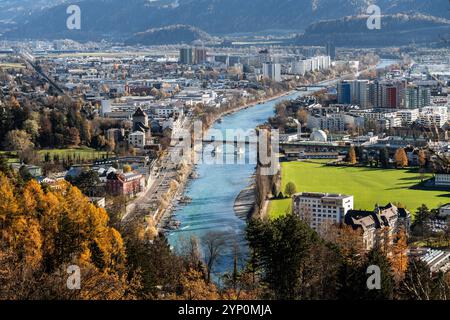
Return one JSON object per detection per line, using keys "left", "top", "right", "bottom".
{"left": 390, "top": 228, "right": 409, "bottom": 281}
{"left": 348, "top": 147, "right": 357, "bottom": 165}
{"left": 173, "top": 268, "right": 220, "bottom": 300}
{"left": 0, "top": 174, "right": 132, "bottom": 299}
{"left": 123, "top": 165, "right": 132, "bottom": 173}
{"left": 394, "top": 148, "right": 408, "bottom": 168}
{"left": 0, "top": 172, "right": 18, "bottom": 225}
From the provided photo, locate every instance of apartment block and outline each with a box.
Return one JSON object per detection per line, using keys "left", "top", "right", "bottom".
{"left": 292, "top": 192, "right": 354, "bottom": 231}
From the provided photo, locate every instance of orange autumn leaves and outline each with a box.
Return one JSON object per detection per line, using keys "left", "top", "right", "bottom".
{"left": 0, "top": 172, "right": 126, "bottom": 275}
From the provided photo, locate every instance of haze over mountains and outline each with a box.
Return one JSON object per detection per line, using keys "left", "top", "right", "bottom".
{"left": 296, "top": 13, "right": 450, "bottom": 47}
{"left": 0, "top": 0, "right": 67, "bottom": 32}
{"left": 2, "top": 0, "right": 450, "bottom": 46}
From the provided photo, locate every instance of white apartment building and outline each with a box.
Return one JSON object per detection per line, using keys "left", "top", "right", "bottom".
{"left": 292, "top": 60, "right": 309, "bottom": 75}
{"left": 128, "top": 131, "right": 146, "bottom": 148}
{"left": 383, "top": 115, "right": 402, "bottom": 129}
{"left": 101, "top": 96, "right": 157, "bottom": 117}
{"left": 397, "top": 109, "right": 419, "bottom": 125}
{"left": 311, "top": 57, "right": 319, "bottom": 71}
{"left": 319, "top": 55, "right": 331, "bottom": 70}
{"left": 263, "top": 63, "right": 282, "bottom": 82}
{"left": 292, "top": 192, "right": 354, "bottom": 231}
{"left": 174, "top": 90, "right": 220, "bottom": 108}
{"left": 435, "top": 173, "right": 450, "bottom": 187}
{"left": 351, "top": 80, "right": 370, "bottom": 108}
{"left": 291, "top": 56, "right": 330, "bottom": 76}
{"left": 353, "top": 110, "right": 402, "bottom": 129}
{"left": 153, "top": 105, "right": 184, "bottom": 118}
{"left": 419, "top": 106, "right": 448, "bottom": 128}
{"left": 307, "top": 114, "right": 359, "bottom": 132}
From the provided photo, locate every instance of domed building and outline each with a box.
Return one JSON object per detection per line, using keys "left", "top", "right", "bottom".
{"left": 310, "top": 129, "right": 328, "bottom": 142}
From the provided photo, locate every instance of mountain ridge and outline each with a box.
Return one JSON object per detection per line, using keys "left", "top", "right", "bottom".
{"left": 124, "top": 24, "right": 214, "bottom": 46}
{"left": 2, "top": 0, "right": 450, "bottom": 43}
{"left": 295, "top": 13, "right": 450, "bottom": 47}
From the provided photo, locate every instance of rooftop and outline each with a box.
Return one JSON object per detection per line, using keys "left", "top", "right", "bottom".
{"left": 294, "top": 192, "right": 352, "bottom": 200}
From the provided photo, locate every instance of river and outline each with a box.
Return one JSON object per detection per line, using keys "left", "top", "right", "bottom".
{"left": 167, "top": 59, "right": 398, "bottom": 281}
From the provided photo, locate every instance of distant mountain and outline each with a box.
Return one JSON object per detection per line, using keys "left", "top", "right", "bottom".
{"left": 295, "top": 13, "right": 450, "bottom": 47}
{"left": 0, "top": 0, "right": 67, "bottom": 33}
{"left": 3, "top": 0, "right": 450, "bottom": 43}
{"left": 0, "top": 0, "right": 67, "bottom": 22}
{"left": 125, "top": 25, "right": 213, "bottom": 45}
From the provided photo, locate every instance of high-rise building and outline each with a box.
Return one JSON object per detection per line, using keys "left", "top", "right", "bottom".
{"left": 369, "top": 81, "right": 381, "bottom": 108}
{"left": 336, "top": 80, "right": 371, "bottom": 108}
{"left": 262, "top": 63, "right": 281, "bottom": 82}
{"left": 321, "top": 55, "right": 331, "bottom": 69}
{"left": 351, "top": 80, "right": 370, "bottom": 108}
{"left": 406, "top": 86, "right": 431, "bottom": 109}
{"left": 259, "top": 49, "right": 271, "bottom": 64}
{"left": 311, "top": 57, "right": 319, "bottom": 71}
{"left": 337, "top": 81, "right": 352, "bottom": 104}
{"left": 326, "top": 42, "right": 336, "bottom": 60}
{"left": 193, "top": 48, "right": 207, "bottom": 65}
{"left": 214, "top": 55, "right": 229, "bottom": 65}
{"left": 179, "top": 48, "right": 193, "bottom": 65}
{"left": 418, "top": 87, "right": 431, "bottom": 108}
{"left": 383, "top": 86, "right": 399, "bottom": 109}
{"left": 369, "top": 80, "right": 406, "bottom": 109}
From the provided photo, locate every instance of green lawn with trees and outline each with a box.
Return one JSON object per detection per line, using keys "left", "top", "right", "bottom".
{"left": 269, "top": 161, "right": 449, "bottom": 220}
{"left": 1, "top": 148, "right": 110, "bottom": 164}
{"left": 38, "top": 147, "right": 111, "bottom": 162}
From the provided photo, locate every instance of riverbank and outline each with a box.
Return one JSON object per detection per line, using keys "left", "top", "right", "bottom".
{"left": 163, "top": 73, "right": 352, "bottom": 227}
{"left": 166, "top": 89, "right": 320, "bottom": 276}
{"left": 157, "top": 89, "right": 293, "bottom": 231}
{"left": 162, "top": 63, "right": 372, "bottom": 225}
{"left": 233, "top": 182, "right": 256, "bottom": 220}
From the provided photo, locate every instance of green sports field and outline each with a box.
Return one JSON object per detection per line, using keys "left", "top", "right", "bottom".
{"left": 269, "top": 161, "right": 449, "bottom": 220}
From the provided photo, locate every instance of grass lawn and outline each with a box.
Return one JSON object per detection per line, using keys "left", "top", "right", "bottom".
{"left": 269, "top": 161, "right": 450, "bottom": 220}
{"left": 38, "top": 148, "right": 111, "bottom": 161}
{"left": 1, "top": 148, "right": 110, "bottom": 164}
{"left": 0, "top": 151, "right": 19, "bottom": 164}
{"left": 410, "top": 239, "right": 450, "bottom": 249}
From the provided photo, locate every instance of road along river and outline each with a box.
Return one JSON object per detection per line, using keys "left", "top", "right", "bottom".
{"left": 167, "top": 59, "right": 398, "bottom": 280}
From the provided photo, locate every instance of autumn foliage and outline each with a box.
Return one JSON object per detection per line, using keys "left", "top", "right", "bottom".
{"left": 348, "top": 147, "right": 357, "bottom": 165}
{"left": 0, "top": 172, "right": 134, "bottom": 300}
{"left": 0, "top": 171, "right": 256, "bottom": 300}
{"left": 394, "top": 148, "right": 409, "bottom": 168}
